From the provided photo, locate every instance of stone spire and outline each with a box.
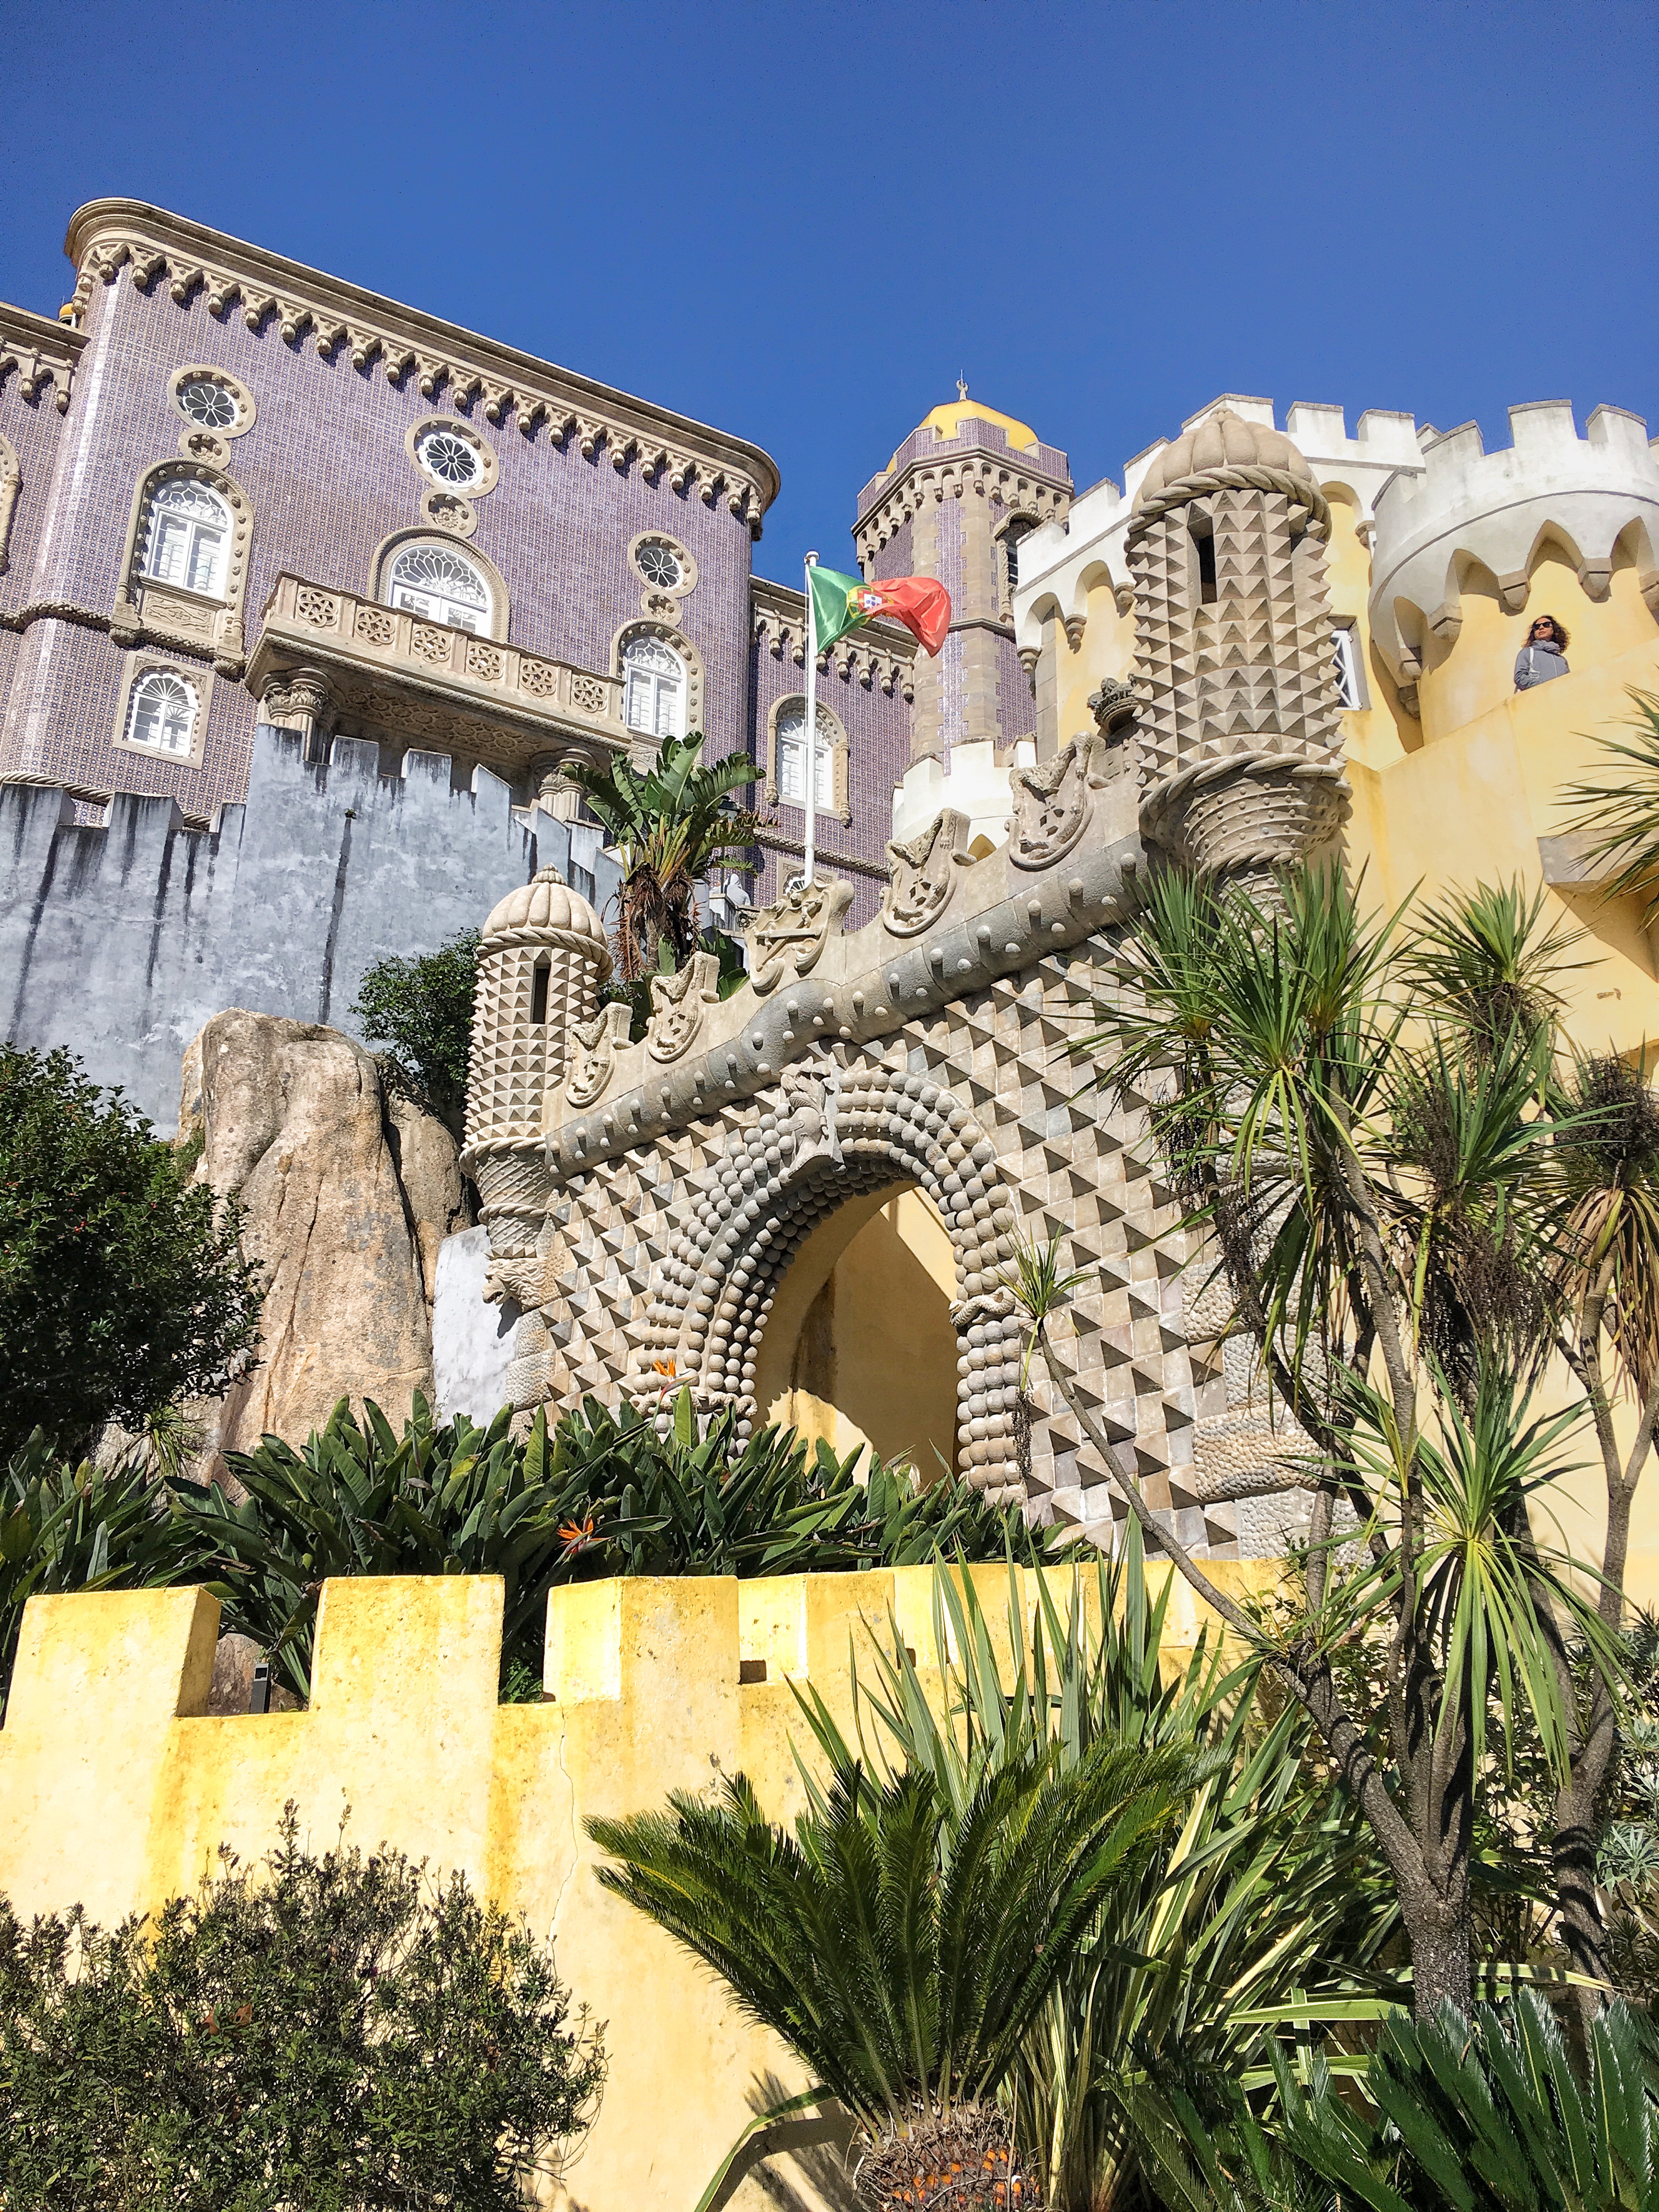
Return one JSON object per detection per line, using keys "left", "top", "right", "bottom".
{"left": 461, "top": 865, "right": 610, "bottom": 1304}
{"left": 1126, "top": 408, "right": 1350, "bottom": 881}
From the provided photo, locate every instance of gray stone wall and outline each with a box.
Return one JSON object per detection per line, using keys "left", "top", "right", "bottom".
{"left": 1, "top": 721, "right": 620, "bottom": 1128}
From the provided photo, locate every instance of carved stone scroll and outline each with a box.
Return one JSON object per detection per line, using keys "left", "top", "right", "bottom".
{"left": 881, "top": 808, "right": 972, "bottom": 937}
{"left": 744, "top": 874, "right": 854, "bottom": 995}
{"left": 1007, "top": 733, "right": 1103, "bottom": 870}
{"left": 646, "top": 950, "right": 723, "bottom": 1063}
{"left": 564, "top": 998, "right": 633, "bottom": 1109}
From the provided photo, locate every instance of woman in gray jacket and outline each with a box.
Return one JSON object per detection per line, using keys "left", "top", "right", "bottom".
{"left": 1515, "top": 612, "right": 1570, "bottom": 688}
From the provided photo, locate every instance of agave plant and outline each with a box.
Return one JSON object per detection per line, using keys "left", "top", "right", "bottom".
{"left": 791, "top": 1533, "right": 1398, "bottom": 2212}
{"left": 589, "top": 1737, "right": 1199, "bottom": 2209}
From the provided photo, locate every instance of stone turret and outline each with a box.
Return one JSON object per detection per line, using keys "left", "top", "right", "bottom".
{"left": 1126, "top": 408, "right": 1350, "bottom": 882}
{"left": 462, "top": 865, "right": 610, "bottom": 1302}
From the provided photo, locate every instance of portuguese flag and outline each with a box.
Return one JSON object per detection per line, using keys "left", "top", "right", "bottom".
{"left": 808, "top": 562, "right": 952, "bottom": 657}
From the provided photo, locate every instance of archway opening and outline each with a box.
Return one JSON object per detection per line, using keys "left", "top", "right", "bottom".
{"left": 752, "top": 1181, "right": 959, "bottom": 1481}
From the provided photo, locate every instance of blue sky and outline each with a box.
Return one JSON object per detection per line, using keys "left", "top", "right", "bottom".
{"left": 2, "top": 0, "right": 1654, "bottom": 586}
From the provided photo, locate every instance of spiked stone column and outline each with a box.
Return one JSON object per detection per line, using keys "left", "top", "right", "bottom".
{"left": 461, "top": 866, "right": 611, "bottom": 1306}
{"left": 1126, "top": 409, "right": 1350, "bottom": 885}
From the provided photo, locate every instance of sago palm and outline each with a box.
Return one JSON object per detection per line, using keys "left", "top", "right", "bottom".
{"left": 588, "top": 1737, "right": 1198, "bottom": 2209}
{"left": 558, "top": 732, "right": 760, "bottom": 979}
{"left": 793, "top": 1542, "right": 1398, "bottom": 2212}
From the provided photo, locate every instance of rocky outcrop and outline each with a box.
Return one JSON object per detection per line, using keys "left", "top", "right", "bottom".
{"left": 178, "top": 1012, "right": 472, "bottom": 1476}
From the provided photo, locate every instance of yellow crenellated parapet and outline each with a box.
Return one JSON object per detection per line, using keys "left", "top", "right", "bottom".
{"left": 0, "top": 1559, "right": 1279, "bottom": 2211}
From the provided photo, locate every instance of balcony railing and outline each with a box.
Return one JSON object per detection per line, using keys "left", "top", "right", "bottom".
{"left": 247, "top": 574, "right": 624, "bottom": 782}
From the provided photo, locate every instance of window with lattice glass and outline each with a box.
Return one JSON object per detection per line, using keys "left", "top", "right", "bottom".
{"left": 623, "top": 636, "right": 685, "bottom": 738}
{"left": 126, "top": 669, "right": 198, "bottom": 755}
{"left": 776, "top": 701, "right": 835, "bottom": 809}
{"left": 636, "top": 541, "right": 683, "bottom": 590}
{"left": 415, "top": 427, "right": 482, "bottom": 487}
{"left": 387, "top": 544, "right": 492, "bottom": 633}
{"left": 143, "top": 481, "right": 230, "bottom": 597}
{"left": 177, "top": 377, "right": 239, "bottom": 430}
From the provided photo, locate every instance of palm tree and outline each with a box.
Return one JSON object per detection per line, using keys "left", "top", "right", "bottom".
{"left": 588, "top": 1735, "right": 1198, "bottom": 2209}
{"left": 1556, "top": 689, "right": 1659, "bottom": 924}
{"left": 558, "top": 732, "right": 761, "bottom": 981}
{"left": 1003, "top": 862, "right": 1630, "bottom": 2019}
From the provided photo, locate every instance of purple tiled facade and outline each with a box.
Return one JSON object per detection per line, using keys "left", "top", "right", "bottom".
{"left": 0, "top": 200, "right": 1069, "bottom": 945}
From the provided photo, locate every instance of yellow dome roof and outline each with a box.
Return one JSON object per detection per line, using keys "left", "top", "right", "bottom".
{"left": 482, "top": 866, "right": 607, "bottom": 950}
{"left": 887, "top": 397, "right": 1041, "bottom": 474}
{"left": 1132, "top": 409, "right": 1316, "bottom": 511}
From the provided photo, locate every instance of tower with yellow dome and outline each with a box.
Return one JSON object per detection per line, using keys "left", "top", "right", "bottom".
{"left": 853, "top": 387, "right": 1073, "bottom": 828}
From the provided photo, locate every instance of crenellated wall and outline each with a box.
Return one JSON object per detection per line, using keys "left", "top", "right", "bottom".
{"left": 0, "top": 721, "right": 619, "bottom": 1128}
{"left": 0, "top": 1564, "right": 1275, "bottom": 2212}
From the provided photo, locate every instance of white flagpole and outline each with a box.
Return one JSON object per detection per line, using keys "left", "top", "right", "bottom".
{"left": 803, "top": 550, "right": 818, "bottom": 889}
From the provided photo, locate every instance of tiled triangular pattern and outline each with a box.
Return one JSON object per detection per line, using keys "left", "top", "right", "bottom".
{"left": 501, "top": 927, "right": 1255, "bottom": 1553}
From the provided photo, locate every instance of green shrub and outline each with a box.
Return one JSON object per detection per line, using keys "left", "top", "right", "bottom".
{"left": 0, "top": 1804, "right": 603, "bottom": 2210}
{"left": 180, "top": 1389, "right": 1079, "bottom": 1700}
{"left": 352, "top": 930, "right": 479, "bottom": 1133}
{"left": 0, "top": 1047, "right": 263, "bottom": 1461}
{"left": 0, "top": 1432, "right": 199, "bottom": 1717}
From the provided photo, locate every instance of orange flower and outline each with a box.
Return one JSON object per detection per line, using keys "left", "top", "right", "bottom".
{"left": 652, "top": 1358, "right": 677, "bottom": 1378}
{"left": 558, "top": 1514, "right": 597, "bottom": 1559}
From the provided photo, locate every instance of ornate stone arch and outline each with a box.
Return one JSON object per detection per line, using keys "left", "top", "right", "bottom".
{"left": 369, "top": 527, "right": 511, "bottom": 641}
{"left": 0, "top": 434, "right": 18, "bottom": 574}
{"left": 611, "top": 617, "right": 705, "bottom": 741}
{"left": 110, "top": 456, "right": 253, "bottom": 674}
{"left": 763, "top": 690, "right": 850, "bottom": 821}
{"left": 625, "top": 1057, "right": 1027, "bottom": 1501}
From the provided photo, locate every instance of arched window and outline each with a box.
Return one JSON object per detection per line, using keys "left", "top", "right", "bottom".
{"left": 386, "top": 543, "right": 493, "bottom": 633}
{"left": 126, "top": 668, "right": 199, "bottom": 756}
{"left": 623, "top": 635, "right": 686, "bottom": 740}
{"left": 142, "top": 481, "right": 231, "bottom": 599}
{"left": 776, "top": 699, "right": 836, "bottom": 809}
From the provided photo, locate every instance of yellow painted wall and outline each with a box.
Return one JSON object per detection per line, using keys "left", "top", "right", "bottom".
{"left": 757, "top": 1186, "right": 960, "bottom": 1476}
{"left": 0, "top": 1565, "right": 1279, "bottom": 2211}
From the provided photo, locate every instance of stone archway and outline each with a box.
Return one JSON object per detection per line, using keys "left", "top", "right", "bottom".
{"left": 625, "top": 1053, "right": 1029, "bottom": 1502}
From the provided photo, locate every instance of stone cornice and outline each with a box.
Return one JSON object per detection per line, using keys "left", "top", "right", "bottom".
{"left": 0, "top": 301, "right": 86, "bottom": 414}
{"left": 750, "top": 575, "right": 916, "bottom": 698}
{"left": 63, "top": 201, "right": 781, "bottom": 537}
{"left": 855, "top": 447, "right": 1072, "bottom": 568}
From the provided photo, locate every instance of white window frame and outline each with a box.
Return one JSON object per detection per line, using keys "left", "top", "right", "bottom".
{"left": 386, "top": 543, "right": 493, "bottom": 634}
{"left": 125, "top": 667, "right": 200, "bottom": 757}
{"left": 414, "top": 425, "right": 484, "bottom": 490}
{"left": 1331, "top": 621, "right": 1365, "bottom": 711}
{"left": 623, "top": 635, "right": 686, "bottom": 740}
{"left": 142, "top": 481, "right": 232, "bottom": 600}
{"left": 776, "top": 703, "right": 834, "bottom": 810}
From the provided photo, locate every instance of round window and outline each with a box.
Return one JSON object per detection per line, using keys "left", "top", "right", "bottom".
{"left": 416, "top": 427, "right": 483, "bottom": 487}
{"left": 636, "top": 541, "right": 683, "bottom": 590}
{"left": 177, "top": 377, "right": 240, "bottom": 430}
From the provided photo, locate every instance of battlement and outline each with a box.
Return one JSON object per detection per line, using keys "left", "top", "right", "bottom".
{"left": 1369, "top": 402, "right": 1659, "bottom": 674}
{"left": 1013, "top": 393, "right": 1428, "bottom": 648}
{"left": 0, "top": 1566, "right": 1267, "bottom": 2210}
{"left": 0, "top": 723, "right": 568, "bottom": 1128}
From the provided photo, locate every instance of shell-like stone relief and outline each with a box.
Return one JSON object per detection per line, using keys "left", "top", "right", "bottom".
{"left": 564, "top": 999, "right": 633, "bottom": 1108}
{"left": 881, "top": 807, "right": 973, "bottom": 937}
{"left": 745, "top": 874, "right": 855, "bottom": 995}
{"left": 646, "top": 948, "right": 723, "bottom": 1062}
{"left": 1007, "top": 733, "right": 1104, "bottom": 870}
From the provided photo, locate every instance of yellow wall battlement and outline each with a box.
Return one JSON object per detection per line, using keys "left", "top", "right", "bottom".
{"left": 0, "top": 1561, "right": 1274, "bottom": 2210}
